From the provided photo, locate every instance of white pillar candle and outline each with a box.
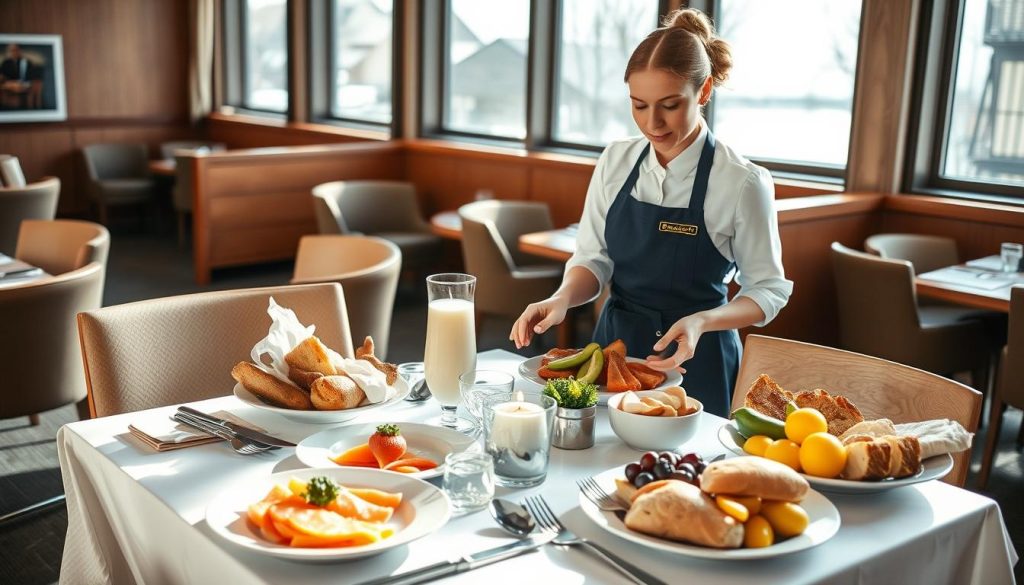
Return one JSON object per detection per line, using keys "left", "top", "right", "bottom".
{"left": 490, "top": 401, "right": 546, "bottom": 454}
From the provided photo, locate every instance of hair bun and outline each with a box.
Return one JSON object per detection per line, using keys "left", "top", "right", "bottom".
{"left": 666, "top": 8, "right": 714, "bottom": 41}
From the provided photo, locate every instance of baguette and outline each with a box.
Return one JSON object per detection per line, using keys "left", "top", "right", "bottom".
{"left": 625, "top": 481, "right": 743, "bottom": 549}
{"left": 285, "top": 337, "right": 336, "bottom": 376}
{"left": 232, "top": 362, "right": 313, "bottom": 410}
{"left": 310, "top": 375, "right": 366, "bottom": 410}
{"left": 287, "top": 367, "right": 323, "bottom": 391}
{"left": 700, "top": 456, "right": 809, "bottom": 502}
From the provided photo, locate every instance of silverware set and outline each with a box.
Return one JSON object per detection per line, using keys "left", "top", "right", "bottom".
{"left": 171, "top": 409, "right": 283, "bottom": 455}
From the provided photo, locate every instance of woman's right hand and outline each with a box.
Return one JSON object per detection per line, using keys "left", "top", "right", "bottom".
{"left": 510, "top": 296, "right": 570, "bottom": 349}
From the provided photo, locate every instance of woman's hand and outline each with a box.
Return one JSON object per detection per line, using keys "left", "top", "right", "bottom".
{"left": 510, "top": 296, "right": 570, "bottom": 349}
{"left": 645, "top": 313, "right": 708, "bottom": 372}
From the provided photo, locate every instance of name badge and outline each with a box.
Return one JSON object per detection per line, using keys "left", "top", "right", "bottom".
{"left": 658, "top": 222, "right": 698, "bottom": 236}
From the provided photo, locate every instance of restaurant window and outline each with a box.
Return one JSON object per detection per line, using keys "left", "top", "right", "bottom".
{"left": 242, "top": 0, "right": 288, "bottom": 113}
{"left": 330, "top": 0, "right": 393, "bottom": 124}
{"left": 552, "top": 0, "right": 659, "bottom": 147}
{"left": 710, "top": 0, "right": 862, "bottom": 175}
{"left": 442, "top": 0, "right": 531, "bottom": 139}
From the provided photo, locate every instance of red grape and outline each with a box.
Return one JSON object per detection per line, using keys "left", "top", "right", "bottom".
{"left": 624, "top": 462, "right": 641, "bottom": 483}
{"left": 639, "top": 452, "right": 658, "bottom": 471}
{"left": 634, "top": 471, "right": 655, "bottom": 488}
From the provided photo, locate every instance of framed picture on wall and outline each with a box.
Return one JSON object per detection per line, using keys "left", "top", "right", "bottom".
{"left": 0, "top": 34, "right": 67, "bottom": 123}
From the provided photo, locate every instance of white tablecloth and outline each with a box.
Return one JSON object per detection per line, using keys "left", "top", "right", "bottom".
{"left": 58, "top": 350, "right": 1018, "bottom": 585}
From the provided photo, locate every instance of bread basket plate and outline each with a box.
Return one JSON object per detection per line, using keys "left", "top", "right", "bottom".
{"left": 206, "top": 467, "right": 450, "bottom": 562}
{"left": 717, "top": 421, "right": 954, "bottom": 494}
{"left": 517, "top": 355, "right": 682, "bottom": 406}
{"left": 580, "top": 465, "right": 840, "bottom": 560}
{"left": 233, "top": 378, "right": 409, "bottom": 424}
{"left": 295, "top": 422, "right": 480, "bottom": 480}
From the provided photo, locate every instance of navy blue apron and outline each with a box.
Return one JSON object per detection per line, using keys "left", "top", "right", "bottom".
{"left": 593, "top": 133, "right": 739, "bottom": 417}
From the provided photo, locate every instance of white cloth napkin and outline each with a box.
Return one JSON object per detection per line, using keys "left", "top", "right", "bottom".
{"left": 894, "top": 419, "right": 974, "bottom": 459}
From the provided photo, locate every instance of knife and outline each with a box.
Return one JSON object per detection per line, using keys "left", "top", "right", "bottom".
{"left": 177, "top": 406, "right": 296, "bottom": 447}
{"left": 172, "top": 412, "right": 278, "bottom": 450}
{"left": 354, "top": 533, "right": 556, "bottom": 585}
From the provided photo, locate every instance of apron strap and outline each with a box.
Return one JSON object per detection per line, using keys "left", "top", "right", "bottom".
{"left": 688, "top": 131, "right": 716, "bottom": 213}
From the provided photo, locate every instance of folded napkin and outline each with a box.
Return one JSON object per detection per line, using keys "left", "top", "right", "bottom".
{"left": 894, "top": 419, "right": 974, "bottom": 459}
{"left": 128, "top": 409, "right": 268, "bottom": 452}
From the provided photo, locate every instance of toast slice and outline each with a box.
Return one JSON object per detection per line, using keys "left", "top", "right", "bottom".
{"left": 625, "top": 362, "right": 667, "bottom": 390}
{"left": 743, "top": 374, "right": 793, "bottom": 421}
{"left": 606, "top": 351, "right": 641, "bottom": 392}
{"left": 794, "top": 389, "right": 864, "bottom": 436}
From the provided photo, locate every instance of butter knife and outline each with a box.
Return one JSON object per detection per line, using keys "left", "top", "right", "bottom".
{"left": 177, "top": 406, "right": 296, "bottom": 447}
{"left": 355, "top": 533, "right": 556, "bottom": 585}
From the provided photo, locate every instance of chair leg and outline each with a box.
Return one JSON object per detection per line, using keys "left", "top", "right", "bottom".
{"left": 972, "top": 364, "right": 991, "bottom": 429}
{"left": 978, "top": 392, "right": 1005, "bottom": 490}
{"left": 28, "top": 414, "right": 40, "bottom": 426}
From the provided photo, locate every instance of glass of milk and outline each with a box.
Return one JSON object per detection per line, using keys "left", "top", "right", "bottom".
{"left": 424, "top": 273, "right": 478, "bottom": 431}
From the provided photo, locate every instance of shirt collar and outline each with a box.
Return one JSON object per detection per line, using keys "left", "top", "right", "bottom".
{"left": 642, "top": 120, "right": 708, "bottom": 176}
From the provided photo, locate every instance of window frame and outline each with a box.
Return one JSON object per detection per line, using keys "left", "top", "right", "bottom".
{"left": 222, "top": 0, "right": 291, "bottom": 117}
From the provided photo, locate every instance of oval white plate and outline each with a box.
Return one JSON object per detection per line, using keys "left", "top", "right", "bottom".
{"left": 517, "top": 355, "right": 682, "bottom": 406}
{"left": 233, "top": 378, "right": 409, "bottom": 424}
{"left": 717, "top": 421, "right": 954, "bottom": 494}
{"left": 579, "top": 466, "right": 840, "bottom": 560}
{"left": 206, "top": 467, "right": 450, "bottom": 562}
{"left": 296, "top": 422, "right": 480, "bottom": 480}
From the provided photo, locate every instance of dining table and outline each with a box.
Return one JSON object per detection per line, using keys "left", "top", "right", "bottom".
{"left": 57, "top": 349, "right": 1018, "bottom": 585}
{"left": 0, "top": 253, "right": 48, "bottom": 289}
{"left": 916, "top": 255, "right": 1023, "bottom": 313}
{"left": 149, "top": 159, "right": 176, "bottom": 177}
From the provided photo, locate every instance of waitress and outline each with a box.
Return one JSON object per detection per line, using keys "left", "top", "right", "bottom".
{"left": 510, "top": 8, "right": 792, "bottom": 417}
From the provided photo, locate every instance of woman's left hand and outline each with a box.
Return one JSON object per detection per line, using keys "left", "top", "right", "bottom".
{"left": 645, "top": 313, "right": 707, "bottom": 372}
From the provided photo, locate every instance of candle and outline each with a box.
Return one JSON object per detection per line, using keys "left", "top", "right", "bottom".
{"left": 483, "top": 391, "right": 555, "bottom": 487}
{"left": 490, "top": 400, "right": 547, "bottom": 454}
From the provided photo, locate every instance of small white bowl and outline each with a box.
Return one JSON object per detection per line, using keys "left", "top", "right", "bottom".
{"left": 606, "top": 391, "right": 703, "bottom": 451}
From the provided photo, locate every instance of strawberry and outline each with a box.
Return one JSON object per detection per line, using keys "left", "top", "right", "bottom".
{"left": 368, "top": 424, "right": 406, "bottom": 468}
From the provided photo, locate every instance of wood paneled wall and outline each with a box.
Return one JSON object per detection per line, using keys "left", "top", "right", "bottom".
{"left": 1, "top": 0, "right": 193, "bottom": 215}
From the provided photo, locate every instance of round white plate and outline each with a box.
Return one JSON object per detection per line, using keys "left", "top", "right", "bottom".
{"left": 295, "top": 422, "right": 480, "bottom": 480}
{"left": 717, "top": 421, "right": 955, "bottom": 494}
{"left": 517, "top": 355, "right": 682, "bottom": 406}
{"left": 206, "top": 467, "right": 451, "bottom": 562}
{"left": 233, "top": 378, "right": 409, "bottom": 424}
{"left": 580, "top": 466, "right": 840, "bottom": 560}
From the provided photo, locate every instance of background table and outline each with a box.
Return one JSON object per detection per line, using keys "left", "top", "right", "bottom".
{"left": 916, "top": 261, "right": 1022, "bottom": 312}
{"left": 148, "top": 159, "right": 176, "bottom": 177}
{"left": 59, "top": 350, "right": 1017, "bottom": 584}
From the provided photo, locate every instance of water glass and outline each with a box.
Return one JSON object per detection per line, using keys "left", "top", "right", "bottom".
{"left": 459, "top": 370, "right": 515, "bottom": 433}
{"left": 1001, "top": 242, "right": 1023, "bottom": 273}
{"left": 482, "top": 391, "right": 557, "bottom": 488}
{"left": 397, "top": 362, "right": 427, "bottom": 401}
{"left": 424, "top": 273, "right": 477, "bottom": 431}
{"left": 442, "top": 452, "right": 494, "bottom": 515}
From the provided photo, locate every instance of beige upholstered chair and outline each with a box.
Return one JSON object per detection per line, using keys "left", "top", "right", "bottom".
{"left": 458, "top": 200, "right": 562, "bottom": 329}
{"left": 0, "top": 262, "right": 105, "bottom": 425}
{"left": 81, "top": 142, "right": 155, "bottom": 226}
{"left": 15, "top": 219, "right": 110, "bottom": 276}
{"left": 159, "top": 140, "right": 225, "bottom": 160}
{"left": 831, "top": 242, "right": 994, "bottom": 395}
{"left": 311, "top": 180, "right": 441, "bottom": 273}
{"left": 291, "top": 235, "right": 401, "bottom": 360}
{"left": 78, "top": 283, "right": 353, "bottom": 418}
{"left": 0, "top": 177, "right": 59, "bottom": 255}
{"left": 731, "top": 335, "right": 982, "bottom": 487}
{"left": 978, "top": 286, "right": 1024, "bottom": 489}
{"left": 864, "top": 234, "right": 959, "bottom": 275}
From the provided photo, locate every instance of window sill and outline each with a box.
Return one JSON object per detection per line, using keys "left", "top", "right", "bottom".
{"left": 208, "top": 112, "right": 391, "bottom": 141}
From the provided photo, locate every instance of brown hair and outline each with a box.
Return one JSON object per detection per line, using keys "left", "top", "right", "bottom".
{"left": 624, "top": 8, "right": 732, "bottom": 93}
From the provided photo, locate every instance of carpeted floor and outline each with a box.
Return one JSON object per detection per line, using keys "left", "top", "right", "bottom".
{"left": 0, "top": 230, "right": 1020, "bottom": 584}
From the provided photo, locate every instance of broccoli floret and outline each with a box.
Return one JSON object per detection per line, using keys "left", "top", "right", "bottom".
{"left": 543, "top": 378, "right": 598, "bottom": 409}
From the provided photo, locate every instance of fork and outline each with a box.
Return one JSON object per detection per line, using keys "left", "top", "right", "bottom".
{"left": 577, "top": 477, "right": 627, "bottom": 512}
{"left": 523, "top": 495, "right": 667, "bottom": 585}
{"left": 172, "top": 413, "right": 277, "bottom": 455}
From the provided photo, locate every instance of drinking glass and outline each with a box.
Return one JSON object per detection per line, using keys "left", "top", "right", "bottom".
{"left": 482, "top": 391, "right": 557, "bottom": 488}
{"left": 1001, "top": 243, "right": 1023, "bottom": 273}
{"left": 442, "top": 452, "right": 495, "bottom": 515}
{"left": 459, "top": 370, "right": 515, "bottom": 434}
{"left": 424, "top": 273, "right": 477, "bottom": 431}
{"left": 397, "top": 362, "right": 429, "bottom": 401}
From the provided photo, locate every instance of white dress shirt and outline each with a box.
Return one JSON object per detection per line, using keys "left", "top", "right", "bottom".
{"left": 566, "top": 123, "right": 793, "bottom": 326}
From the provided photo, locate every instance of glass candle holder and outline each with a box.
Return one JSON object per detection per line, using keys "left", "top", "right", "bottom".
{"left": 482, "top": 391, "right": 557, "bottom": 488}
{"left": 459, "top": 370, "right": 515, "bottom": 434}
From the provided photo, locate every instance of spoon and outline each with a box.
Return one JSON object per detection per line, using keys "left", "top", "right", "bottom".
{"left": 489, "top": 498, "right": 535, "bottom": 537}
{"left": 404, "top": 377, "right": 432, "bottom": 402}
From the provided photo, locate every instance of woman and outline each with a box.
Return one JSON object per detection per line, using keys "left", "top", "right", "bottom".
{"left": 510, "top": 8, "right": 792, "bottom": 417}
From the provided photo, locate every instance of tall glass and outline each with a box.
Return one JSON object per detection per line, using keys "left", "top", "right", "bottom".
{"left": 424, "top": 273, "right": 477, "bottom": 431}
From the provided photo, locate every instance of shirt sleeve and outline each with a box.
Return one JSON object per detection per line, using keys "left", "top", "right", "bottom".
{"left": 731, "top": 167, "right": 793, "bottom": 326}
{"left": 564, "top": 148, "right": 615, "bottom": 293}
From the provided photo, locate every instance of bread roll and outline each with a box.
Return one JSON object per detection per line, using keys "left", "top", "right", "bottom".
{"left": 625, "top": 481, "right": 743, "bottom": 549}
{"left": 883, "top": 435, "right": 922, "bottom": 478}
{"left": 700, "top": 456, "right": 809, "bottom": 502}
{"left": 232, "top": 362, "right": 313, "bottom": 410}
{"left": 354, "top": 336, "right": 398, "bottom": 385}
{"left": 287, "top": 367, "right": 323, "bottom": 391}
{"left": 285, "top": 337, "right": 336, "bottom": 376}
{"left": 842, "top": 439, "right": 891, "bottom": 480}
{"left": 310, "top": 375, "right": 366, "bottom": 410}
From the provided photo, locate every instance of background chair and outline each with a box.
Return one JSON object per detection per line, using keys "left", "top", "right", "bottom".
{"left": 290, "top": 235, "right": 401, "bottom": 360}
{"left": 78, "top": 283, "right": 353, "bottom": 418}
{"left": 978, "top": 286, "right": 1024, "bottom": 489}
{"left": 0, "top": 177, "right": 59, "bottom": 256}
{"left": 831, "top": 242, "right": 994, "bottom": 398}
{"left": 81, "top": 143, "right": 155, "bottom": 227}
{"left": 159, "top": 140, "right": 225, "bottom": 160}
{"left": 15, "top": 219, "right": 110, "bottom": 277}
{"left": 731, "top": 335, "right": 982, "bottom": 487}
{"left": 458, "top": 200, "right": 562, "bottom": 333}
{"left": 865, "top": 233, "right": 959, "bottom": 275}
{"left": 311, "top": 180, "right": 441, "bottom": 275}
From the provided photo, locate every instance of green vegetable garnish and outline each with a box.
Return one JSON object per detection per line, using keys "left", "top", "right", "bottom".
{"left": 303, "top": 476, "right": 340, "bottom": 507}
{"left": 543, "top": 378, "right": 598, "bottom": 409}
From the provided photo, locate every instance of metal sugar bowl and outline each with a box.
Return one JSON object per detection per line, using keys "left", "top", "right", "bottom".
{"left": 551, "top": 405, "right": 597, "bottom": 450}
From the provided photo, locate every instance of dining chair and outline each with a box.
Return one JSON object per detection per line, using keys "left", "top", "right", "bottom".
{"left": 0, "top": 176, "right": 59, "bottom": 256}
{"left": 78, "top": 282, "right": 354, "bottom": 418}
{"left": 731, "top": 335, "right": 982, "bottom": 487}
{"left": 830, "top": 242, "right": 995, "bottom": 399}
{"left": 864, "top": 233, "right": 960, "bottom": 275}
{"left": 290, "top": 235, "right": 401, "bottom": 360}
{"left": 311, "top": 180, "right": 442, "bottom": 274}
{"left": 978, "top": 286, "right": 1024, "bottom": 489}
{"left": 15, "top": 219, "right": 110, "bottom": 276}
{"left": 81, "top": 142, "right": 155, "bottom": 227}
{"left": 159, "top": 140, "right": 225, "bottom": 160}
{"left": 458, "top": 200, "right": 562, "bottom": 334}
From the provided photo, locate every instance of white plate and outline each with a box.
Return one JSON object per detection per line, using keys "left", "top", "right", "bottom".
{"left": 295, "top": 422, "right": 480, "bottom": 480}
{"left": 579, "top": 466, "right": 840, "bottom": 560}
{"left": 717, "top": 421, "right": 955, "bottom": 494}
{"left": 206, "top": 467, "right": 451, "bottom": 562}
{"left": 233, "top": 378, "right": 409, "bottom": 424}
{"left": 517, "top": 355, "right": 682, "bottom": 406}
